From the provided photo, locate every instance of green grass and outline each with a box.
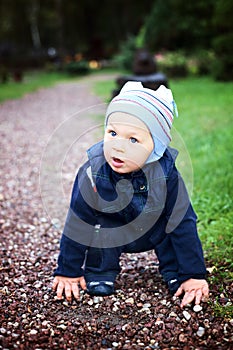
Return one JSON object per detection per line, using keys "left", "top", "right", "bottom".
{"left": 169, "top": 78, "right": 233, "bottom": 266}
{"left": 0, "top": 70, "right": 76, "bottom": 103}
{"left": 93, "top": 76, "right": 233, "bottom": 268}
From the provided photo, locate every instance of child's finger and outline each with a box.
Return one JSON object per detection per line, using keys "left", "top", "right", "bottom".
{"left": 71, "top": 283, "right": 80, "bottom": 300}
{"left": 181, "top": 290, "right": 195, "bottom": 307}
{"left": 79, "top": 277, "right": 87, "bottom": 290}
{"left": 64, "top": 283, "right": 72, "bottom": 302}
{"left": 52, "top": 277, "right": 58, "bottom": 291}
{"left": 194, "top": 288, "right": 202, "bottom": 305}
{"left": 201, "top": 285, "right": 209, "bottom": 302}
{"left": 56, "top": 281, "right": 65, "bottom": 299}
{"left": 202, "top": 284, "right": 209, "bottom": 296}
{"left": 174, "top": 285, "right": 183, "bottom": 297}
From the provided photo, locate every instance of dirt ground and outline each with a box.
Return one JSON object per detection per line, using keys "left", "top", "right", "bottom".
{"left": 0, "top": 74, "right": 232, "bottom": 349}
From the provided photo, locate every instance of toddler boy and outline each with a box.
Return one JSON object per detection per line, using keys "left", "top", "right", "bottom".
{"left": 52, "top": 82, "right": 209, "bottom": 307}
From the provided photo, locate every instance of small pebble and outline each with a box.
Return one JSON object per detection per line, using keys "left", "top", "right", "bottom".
{"left": 12, "top": 333, "right": 19, "bottom": 338}
{"left": 122, "top": 324, "right": 129, "bottom": 331}
{"left": 197, "top": 326, "right": 205, "bottom": 337}
{"left": 13, "top": 278, "right": 22, "bottom": 284}
{"left": 179, "top": 333, "right": 188, "bottom": 342}
{"left": 125, "top": 297, "right": 134, "bottom": 304}
{"left": 93, "top": 296, "right": 103, "bottom": 303}
{"left": 150, "top": 339, "right": 157, "bottom": 345}
{"left": 0, "top": 328, "right": 6, "bottom": 334}
{"left": 140, "top": 293, "right": 147, "bottom": 301}
{"left": 62, "top": 301, "right": 69, "bottom": 307}
{"left": 143, "top": 303, "right": 151, "bottom": 308}
{"left": 57, "top": 324, "right": 67, "bottom": 330}
{"left": 34, "top": 282, "right": 42, "bottom": 289}
{"left": 183, "top": 310, "right": 191, "bottom": 321}
{"left": 193, "top": 304, "right": 202, "bottom": 312}
{"left": 1, "top": 286, "right": 10, "bottom": 294}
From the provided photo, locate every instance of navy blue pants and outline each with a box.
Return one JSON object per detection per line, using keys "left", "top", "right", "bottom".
{"left": 84, "top": 229, "right": 179, "bottom": 284}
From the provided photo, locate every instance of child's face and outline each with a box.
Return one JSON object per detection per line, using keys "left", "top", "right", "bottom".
{"left": 104, "top": 112, "right": 154, "bottom": 174}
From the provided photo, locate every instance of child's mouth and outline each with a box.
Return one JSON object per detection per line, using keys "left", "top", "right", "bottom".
{"left": 112, "top": 157, "right": 124, "bottom": 167}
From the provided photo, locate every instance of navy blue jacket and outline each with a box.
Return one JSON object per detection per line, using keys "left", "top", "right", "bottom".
{"left": 54, "top": 141, "right": 207, "bottom": 283}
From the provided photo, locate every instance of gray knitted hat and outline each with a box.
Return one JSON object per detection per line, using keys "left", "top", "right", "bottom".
{"left": 105, "top": 81, "right": 178, "bottom": 162}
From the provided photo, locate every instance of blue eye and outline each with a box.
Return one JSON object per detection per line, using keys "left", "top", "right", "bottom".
{"left": 130, "top": 137, "right": 138, "bottom": 144}
{"left": 110, "top": 130, "right": 117, "bottom": 137}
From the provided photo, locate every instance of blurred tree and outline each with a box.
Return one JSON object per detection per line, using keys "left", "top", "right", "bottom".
{"left": 28, "top": 0, "right": 41, "bottom": 51}
{"left": 138, "top": 0, "right": 233, "bottom": 80}
{"left": 0, "top": 0, "right": 154, "bottom": 59}
{"left": 54, "top": 0, "right": 64, "bottom": 54}
{"left": 211, "top": 0, "right": 233, "bottom": 80}
{"left": 0, "top": 0, "right": 232, "bottom": 81}
{"left": 0, "top": 0, "right": 32, "bottom": 49}
{"left": 142, "top": 0, "right": 215, "bottom": 51}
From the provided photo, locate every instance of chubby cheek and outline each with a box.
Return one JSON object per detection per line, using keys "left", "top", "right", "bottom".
{"left": 127, "top": 145, "right": 151, "bottom": 166}
{"left": 103, "top": 141, "right": 111, "bottom": 163}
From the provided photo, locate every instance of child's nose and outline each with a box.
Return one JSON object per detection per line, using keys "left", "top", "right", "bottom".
{"left": 113, "top": 139, "right": 125, "bottom": 153}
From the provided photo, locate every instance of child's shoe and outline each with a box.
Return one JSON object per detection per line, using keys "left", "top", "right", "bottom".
{"left": 86, "top": 281, "right": 115, "bottom": 296}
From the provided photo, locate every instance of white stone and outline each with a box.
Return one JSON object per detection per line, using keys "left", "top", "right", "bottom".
{"left": 143, "top": 303, "right": 151, "bottom": 308}
{"left": 197, "top": 326, "right": 205, "bottom": 337}
{"left": 193, "top": 304, "right": 202, "bottom": 312}
{"left": 125, "top": 297, "right": 134, "bottom": 304}
{"left": 183, "top": 310, "right": 191, "bottom": 321}
{"left": 57, "top": 324, "right": 67, "bottom": 330}
{"left": 93, "top": 296, "right": 103, "bottom": 303}
{"left": 122, "top": 324, "right": 129, "bottom": 331}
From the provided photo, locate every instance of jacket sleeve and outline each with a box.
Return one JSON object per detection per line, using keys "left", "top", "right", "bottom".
{"left": 164, "top": 165, "right": 207, "bottom": 283}
{"left": 54, "top": 162, "right": 98, "bottom": 277}
{"left": 53, "top": 234, "right": 87, "bottom": 277}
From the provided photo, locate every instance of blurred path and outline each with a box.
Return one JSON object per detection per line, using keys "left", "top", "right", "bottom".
{"left": 0, "top": 73, "right": 116, "bottom": 227}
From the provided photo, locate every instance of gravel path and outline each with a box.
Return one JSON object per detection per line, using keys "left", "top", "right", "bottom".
{"left": 0, "top": 74, "right": 232, "bottom": 349}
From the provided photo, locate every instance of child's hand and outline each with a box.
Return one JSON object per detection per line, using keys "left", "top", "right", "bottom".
{"left": 52, "top": 276, "right": 86, "bottom": 302}
{"left": 174, "top": 278, "right": 209, "bottom": 308}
